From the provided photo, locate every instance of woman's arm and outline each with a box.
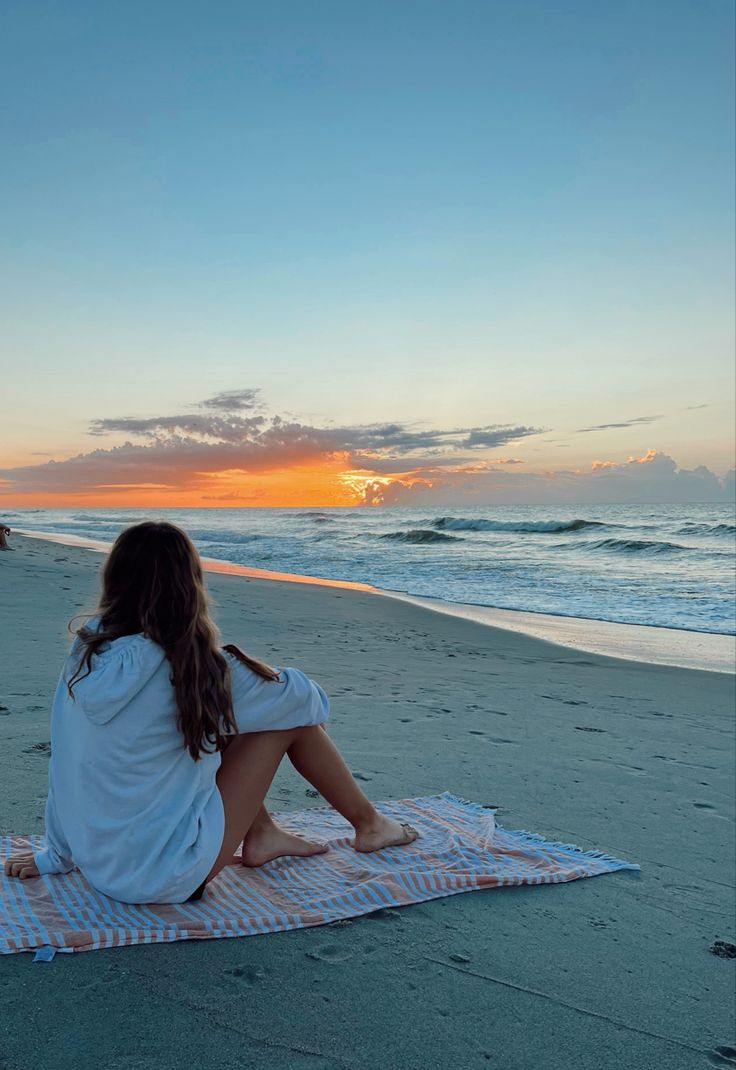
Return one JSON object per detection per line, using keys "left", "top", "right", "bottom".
{"left": 31, "top": 771, "right": 75, "bottom": 875}
{"left": 4, "top": 782, "right": 75, "bottom": 880}
{"left": 223, "top": 652, "right": 330, "bottom": 734}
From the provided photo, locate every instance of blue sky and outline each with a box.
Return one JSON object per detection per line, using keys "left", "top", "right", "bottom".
{"left": 1, "top": 0, "right": 734, "bottom": 504}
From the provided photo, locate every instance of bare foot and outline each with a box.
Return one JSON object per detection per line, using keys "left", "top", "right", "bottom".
{"left": 354, "top": 814, "right": 419, "bottom": 853}
{"left": 241, "top": 823, "right": 328, "bottom": 867}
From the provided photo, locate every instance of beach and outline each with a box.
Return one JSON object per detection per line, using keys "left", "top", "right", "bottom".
{"left": 1, "top": 533, "right": 734, "bottom": 1069}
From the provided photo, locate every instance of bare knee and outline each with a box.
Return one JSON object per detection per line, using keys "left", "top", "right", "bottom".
{"left": 284, "top": 723, "right": 325, "bottom": 749}
{"left": 221, "top": 725, "right": 306, "bottom": 760}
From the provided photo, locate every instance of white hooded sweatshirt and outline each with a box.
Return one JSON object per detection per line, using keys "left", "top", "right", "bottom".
{"left": 33, "top": 621, "right": 330, "bottom": 904}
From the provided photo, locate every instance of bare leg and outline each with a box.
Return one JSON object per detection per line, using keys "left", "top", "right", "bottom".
{"left": 204, "top": 727, "right": 303, "bottom": 884}
{"left": 286, "top": 725, "right": 419, "bottom": 853}
{"left": 204, "top": 724, "right": 418, "bottom": 886}
{"left": 241, "top": 804, "right": 328, "bottom": 867}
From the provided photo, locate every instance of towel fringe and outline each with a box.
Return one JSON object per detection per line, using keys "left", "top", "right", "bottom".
{"left": 439, "top": 793, "right": 639, "bottom": 871}
{"left": 502, "top": 828, "right": 641, "bottom": 871}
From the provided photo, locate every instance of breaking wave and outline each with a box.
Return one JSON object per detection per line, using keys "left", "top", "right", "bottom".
{"left": 431, "top": 516, "right": 609, "bottom": 534}
{"left": 379, "top": 529, "right": 464, "bottom": 544}
{"left": 678, "top": 522, "right": 736, "bottom": 537}
{"left": 577, "top": 538, "right": 687, "bottom": 555}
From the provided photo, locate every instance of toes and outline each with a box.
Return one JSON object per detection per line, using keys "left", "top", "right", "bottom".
{"left": 298, "top": 840, "right": 328, "bottom": 856}
{"left": 354, "top": 819, "right": 420, "bottom": 853}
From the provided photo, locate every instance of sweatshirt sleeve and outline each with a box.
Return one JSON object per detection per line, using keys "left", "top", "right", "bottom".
{"left": 33, "top": 774, "right": 75, "bottom": 876}
{"left": 223, "top": 652, "right": 330, "bottom": 734}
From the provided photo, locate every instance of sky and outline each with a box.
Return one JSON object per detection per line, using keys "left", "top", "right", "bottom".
{"left": 1, "top": 0, "right": 734, "bottom": 507}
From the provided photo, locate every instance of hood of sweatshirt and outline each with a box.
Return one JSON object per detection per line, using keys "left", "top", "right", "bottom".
{"left": 68, "top": 621, "right": 168, "bottom": 725}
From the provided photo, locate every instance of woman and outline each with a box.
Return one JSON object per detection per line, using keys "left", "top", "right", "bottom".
{"left": 3, "top": 521, "right": 417, "bottom": 904}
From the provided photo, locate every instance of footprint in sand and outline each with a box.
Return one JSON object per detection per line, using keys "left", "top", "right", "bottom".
{"left": 305, "top": 944, "right": 353, "bottom": 963}
{"left": 224, "top": 965, "right": 265, "bottom": 984}
{"left": 24, "top": 741, "right": 51, "bottom": 755}
{"left": 707, "top": 1047, "right": 736, "bottom": 1068}
{"left": 709, "top": 940, "right": 736, "bottom": 958}
{"left": 367, "top": 908, "right": 400, "bottom": 921}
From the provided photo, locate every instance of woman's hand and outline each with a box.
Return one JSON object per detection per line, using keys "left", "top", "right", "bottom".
{"left": 3, "top": 852, "right": 41, "bottom": 880}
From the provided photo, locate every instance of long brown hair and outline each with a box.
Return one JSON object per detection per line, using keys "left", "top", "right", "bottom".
{"left": 67, "top": 521, "right": 279, "bottom": 760}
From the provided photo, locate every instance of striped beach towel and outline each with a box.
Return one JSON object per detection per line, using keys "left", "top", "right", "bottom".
{"left": 0, "top": 792, "right": 639, "bottom": 959}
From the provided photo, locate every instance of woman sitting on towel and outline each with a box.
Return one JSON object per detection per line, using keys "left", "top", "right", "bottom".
{"left": 3, "top": 521, "right": 417, "bottom": 904}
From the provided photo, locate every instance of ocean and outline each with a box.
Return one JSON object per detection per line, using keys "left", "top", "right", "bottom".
{"left": 4, "top": 503, "right": 735, "bottom": 636}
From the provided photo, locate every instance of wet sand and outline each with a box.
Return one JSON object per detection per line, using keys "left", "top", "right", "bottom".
{"left": 0, "top": 534, "right": 734, "bottom": 1070}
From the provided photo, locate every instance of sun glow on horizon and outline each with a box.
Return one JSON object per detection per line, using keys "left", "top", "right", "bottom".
{"left": 0, "top": 452, "right": 445, "bottom": 508}
{"left": 0, "top": 462, "right": 374, "bottom": 509}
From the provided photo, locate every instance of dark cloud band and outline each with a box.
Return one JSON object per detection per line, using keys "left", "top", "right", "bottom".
{"left": 576, "top": 415, "right": 662, "bottom": 433}
{"left": 0, "top": 390, "right": 545, "bottom": 495}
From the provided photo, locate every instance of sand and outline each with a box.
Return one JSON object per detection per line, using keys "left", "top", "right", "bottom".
{"left": 0, "top": 533, "right": 734, "bottom": 1070}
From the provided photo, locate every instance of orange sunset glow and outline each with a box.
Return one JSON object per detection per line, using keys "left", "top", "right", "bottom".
{"left": 0, "top": 459, "right": 398, "bottom": 510}
{"left": 1, "top": 386, "right": 733, "bottom": 509}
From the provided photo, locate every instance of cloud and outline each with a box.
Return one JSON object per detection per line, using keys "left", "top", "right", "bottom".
{"left": 323, "top": 422, "right": 541, "bottom": 455}
{"left": 199, "top": 389, "right": 262, "bottom": 411}
{"left": 462, "top": 426, "right": 540, "bottom": 448}
{"left": 0, "top": 392, "right": 544, "bottom": 495}
{"left": 358, "top": 450, "right": 734, "bottom": 506}
{"left": 1, "top": 390, "right": 730, "bottom": 507}
{"left": 576, "top": 415, "right": 662, "bottom": 433}
{"left": 0, "top": 437, "right": 341, "bottom": 494}
{"left": 625, "top": 447, "right": 658, "bottom": 464}
{"left": 87, "top": 413, "right": 268, "bottom": 442}
{"left": 342, "top": 455, "right": 525, "bottom": 476}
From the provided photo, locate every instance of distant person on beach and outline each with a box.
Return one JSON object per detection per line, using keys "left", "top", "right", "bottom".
{"left": 3, "top": 521, "right": 418, "bottom": 903}
{"left": 0, "top": 524, "right": 12, "bottom": 550}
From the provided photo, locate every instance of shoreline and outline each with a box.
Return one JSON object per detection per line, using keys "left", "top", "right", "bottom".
{"left": 378, "top": 591, "right": 735, "bottom": 674}
{"left": 13, "top": 527, "right": 734, "bottom": 673}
